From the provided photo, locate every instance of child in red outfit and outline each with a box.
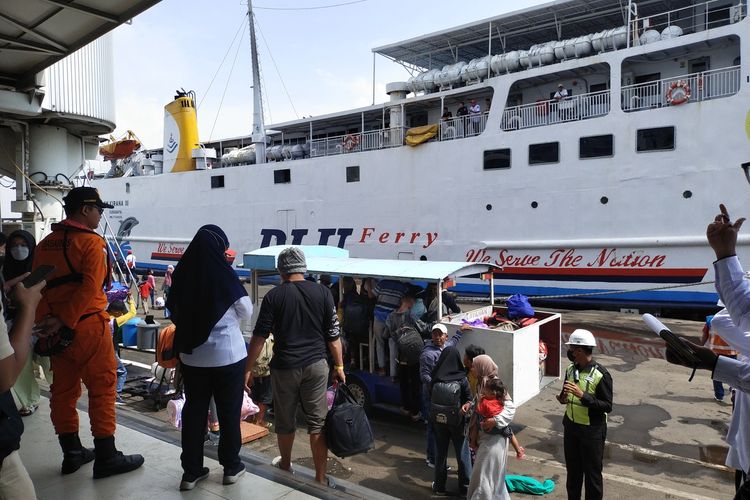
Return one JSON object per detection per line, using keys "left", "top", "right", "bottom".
{"left": 469, "top": 378, "right": 525, "bottom": 459}
{"left": 138, "top": 280, "right": 152, "bottom": 314}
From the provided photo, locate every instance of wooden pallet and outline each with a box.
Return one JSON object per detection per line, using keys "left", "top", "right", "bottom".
{"left": 240, "top": 421, "right": 269, "bottom": 444}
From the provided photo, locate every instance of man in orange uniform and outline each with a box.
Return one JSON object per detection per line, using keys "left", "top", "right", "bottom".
{"left": 33, "top": 187, "right": 144, "bottom": 478}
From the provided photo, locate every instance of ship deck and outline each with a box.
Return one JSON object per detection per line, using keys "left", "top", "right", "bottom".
{"left": 21, "top": 397, "right": 389, "bottom": 500}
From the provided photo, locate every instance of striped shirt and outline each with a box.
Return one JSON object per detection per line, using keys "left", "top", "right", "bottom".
{"left": 373, "top": 280, "right": 408, "bottom": 323}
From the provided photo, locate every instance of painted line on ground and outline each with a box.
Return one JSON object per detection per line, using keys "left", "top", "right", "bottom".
{"left": 523, "top": 425, "right": 731, "bottom": 472}
{"left": 521, "top": 453, "right": 719, "bottom": 500}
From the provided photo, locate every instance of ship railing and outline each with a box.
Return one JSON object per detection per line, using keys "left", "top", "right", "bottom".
{"left": 438, "top": 112, "right": 489, "bottom": 141}
{"left": 631, "top": 0, "right": 746, "bottom": 38}
{"left": 309, "top": 127, "right": 405, "bottom": 157}
{"left": 501, "top": 90, "right": 610, "bottom": 131}
{"left": 622, "top": 65, "right": 741, "bottom": 112}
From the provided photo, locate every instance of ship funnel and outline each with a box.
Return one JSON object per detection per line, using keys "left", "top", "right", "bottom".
{"left": 386, "top": 82, "right": 410, "bottom": 102}
{"left": 163, "top": 89, "right": 200, "bottom": 172}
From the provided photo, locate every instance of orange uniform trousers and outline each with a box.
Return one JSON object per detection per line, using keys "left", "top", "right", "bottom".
{"left": 49, "top": 313, "right": 117, "bottom": 437}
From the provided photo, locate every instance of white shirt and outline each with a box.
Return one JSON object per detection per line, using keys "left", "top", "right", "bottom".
{"left": 125, "top": 254, "right": 136, "bottom": 268}
{"left": 712, "top": 256, "right": 750, "bottom": 473}
{"left": 554, "top": 88, "right": 569, "bottom": 100}
{"left": 469, "top": 103, "right": 481, "bottom": 116}
{"left": 180, "top": 295, "right": 253, "bottom": 368}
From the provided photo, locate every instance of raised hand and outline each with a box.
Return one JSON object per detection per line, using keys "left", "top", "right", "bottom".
{"left": 706, "top": 204, "right": 745, "bottom": 260}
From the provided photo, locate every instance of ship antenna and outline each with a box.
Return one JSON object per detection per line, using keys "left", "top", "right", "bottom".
{"left": 248, "top": 0, "right": 266, "bottom": 164}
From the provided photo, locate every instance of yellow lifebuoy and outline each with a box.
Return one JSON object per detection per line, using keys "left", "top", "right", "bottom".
{"left": 343, "top": 134, "right": 360, "bottom": 151}
{"left": 666, "top": 80, "right": 691, "bottom": 106}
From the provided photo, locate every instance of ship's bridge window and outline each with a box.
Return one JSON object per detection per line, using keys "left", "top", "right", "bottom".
{"left": 483, "top": 149, "right": 511, "bottom": 170}
{"left": 211, "top": 175, "right": 224, "bottom": 189}
{"left": 529, "top": 142, "right": 559, "bottom": 165}
{"left": 636, "top": 126, "right": 674, "bottom": 152}
{"left": 579, "top": 135, "right": 613, "bottom": 159}
{"left": 274, "top": 169, "right": 291, "bottom": 184}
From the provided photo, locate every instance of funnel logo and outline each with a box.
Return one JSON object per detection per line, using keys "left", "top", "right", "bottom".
{"left": 166, "top": 134, "right": 178, "bottom": 154}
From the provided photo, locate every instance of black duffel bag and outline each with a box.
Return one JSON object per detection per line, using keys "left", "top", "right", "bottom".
{"left": 325, "top": 383, "right": 374, "bottom": 458}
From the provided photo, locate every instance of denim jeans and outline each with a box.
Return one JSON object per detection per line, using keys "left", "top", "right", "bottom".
{"left": 115, "top": 351, "right": 127, "bottom": 394}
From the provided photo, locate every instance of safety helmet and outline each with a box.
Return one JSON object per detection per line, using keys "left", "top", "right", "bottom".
{"left": 565, "top": 329, "right": 597, "bottom": 347}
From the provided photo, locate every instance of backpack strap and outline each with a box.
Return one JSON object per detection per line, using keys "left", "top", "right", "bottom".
{"left": 46, "top": 230, "right": 84, "bottom": 289}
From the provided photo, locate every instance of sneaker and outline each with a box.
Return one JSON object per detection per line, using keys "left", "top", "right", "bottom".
{"left": 222, "top": 463, "right": 246, "bottom": 485}
{"left": 180, "top": 467, "right": 209, "bottom": 491}
{"left": 115, "top": 395, "right": 126, "bottom": 406}
{"left": 426, "top": 460, "right": 435, "bottom": 468}
{"left": 19, "top": 404, "right": 38, "bottom": 416}
{"left": 326, "top": 475, "right": 337, "bottom": 489}
{"left": 431, "top": 482, "right": 447, "bottom": 496}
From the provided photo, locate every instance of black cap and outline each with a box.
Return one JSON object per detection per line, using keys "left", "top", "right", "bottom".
{"left": 63, "top": 187, "right": 114, "bottom": 210}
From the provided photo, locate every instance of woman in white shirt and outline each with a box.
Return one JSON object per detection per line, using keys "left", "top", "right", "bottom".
{"left": 166, "top": 224, "right": 252, "bottom": 491}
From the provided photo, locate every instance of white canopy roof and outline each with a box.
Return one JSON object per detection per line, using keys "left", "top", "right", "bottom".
{"left": 243, "top": 245, "right": 500, "bottom": 282}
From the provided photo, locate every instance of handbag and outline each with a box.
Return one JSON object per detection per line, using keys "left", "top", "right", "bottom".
{"left": 325, "top": 383, "right": 374, "bottom": 458}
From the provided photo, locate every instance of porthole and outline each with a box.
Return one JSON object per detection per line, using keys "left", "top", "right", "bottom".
{"left": 486, "top": 204, "right": 493, "bottom": 211}
{"left": 683, "top": 190, "right": 692, "bottom": 199}
{"left": 600, "top": 196, "right": 609, "bottom": 205}
{"left": 531, "top": 201, "right": 538, "bottom": 208}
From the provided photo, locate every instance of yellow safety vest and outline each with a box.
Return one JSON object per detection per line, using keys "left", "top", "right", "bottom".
{"left": 564, "top": 363, "right": 605, "bottom": 426}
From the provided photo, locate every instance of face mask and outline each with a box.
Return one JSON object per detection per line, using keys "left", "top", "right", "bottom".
{"left": 567, "top": 349, "right": 576, "bottom": 362}
{"left": 10, "top": 246, "right": 29, "bottom": 261}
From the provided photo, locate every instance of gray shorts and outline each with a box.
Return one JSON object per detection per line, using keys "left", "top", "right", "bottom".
{"left": 271, "top": 358, "right": 328, "bottom": 435}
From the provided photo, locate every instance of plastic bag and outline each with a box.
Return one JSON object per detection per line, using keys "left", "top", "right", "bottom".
{"left": 166, "top": 396, "right": 185, "bottom": 429}
{"left": 241, "top": 391, "right": 259, "bottom": 420}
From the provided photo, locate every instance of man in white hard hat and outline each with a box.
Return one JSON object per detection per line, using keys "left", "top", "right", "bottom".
{"left": 556, "top": 329, "right": 613, "bottom": 500}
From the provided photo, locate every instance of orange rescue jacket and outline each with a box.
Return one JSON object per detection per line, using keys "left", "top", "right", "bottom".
{"left": 33, "top": 220, "right": 110, "bottom": 329}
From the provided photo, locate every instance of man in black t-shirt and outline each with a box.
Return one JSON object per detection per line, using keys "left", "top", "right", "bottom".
{"left": 245, "top": 247, "right": 345, "bottom": 487}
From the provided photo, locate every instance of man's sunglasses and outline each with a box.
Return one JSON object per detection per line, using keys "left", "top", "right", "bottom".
{"left": 85, "top": 204, "right": 104, "bottom": 215}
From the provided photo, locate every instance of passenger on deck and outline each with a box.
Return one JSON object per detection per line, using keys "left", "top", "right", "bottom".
{"left": 441, "top": 108, "right": 453, "bottom": 121}
{"left": 469, "top": 99, "right": 482, "bottom": 135}
{"left": 0, "top": 273, "right": 45, "bottom": 499}
{"left": 456, "top": 101, "right": 469, "bottom": 137}
{"left": 33, "top": 187, "right": 144, "bottom": 479}
{"left": 166, "top": 224, "right": 252, "bottom": 491}
{"left": 554, "top": 83, "right": 569, "bottom": 101}
{"left": 247, "top": 247, "right": 345, "bottom": 487}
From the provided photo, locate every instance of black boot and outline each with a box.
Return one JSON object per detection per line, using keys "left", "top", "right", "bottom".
{"left": 59, "top": 432, "right": 95, "bottom": 475}
{"left": 92, "top": 436, "right": 144, "bottom": 479}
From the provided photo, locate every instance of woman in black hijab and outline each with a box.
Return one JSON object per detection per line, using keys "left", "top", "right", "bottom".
{"left": 430, "top": 346, "right": 473, "bottom": 496}
{"left": 166, "top": 225, "right": 252, "bottom": 491}
{"left": 4, "top": 230, "right": 35, "bottom": 282}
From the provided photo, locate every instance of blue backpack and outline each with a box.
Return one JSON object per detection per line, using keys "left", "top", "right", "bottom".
{"left": 507, "top": 294, "right": 534, "bottom": 319}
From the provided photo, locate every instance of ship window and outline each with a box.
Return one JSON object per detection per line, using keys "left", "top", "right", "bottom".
{"left": 274, "top": 169, "right": 291, "bottom": 184}
{"left": 483, "top": 149, "right": 511, "bottom": 170}
{"left": 125, "top": 182, "right": 130, "bottom": 194}
{"left": 529, "top": 142, "right": 559, "bottom": 165}
{"left": 346, "top": 166, "right": 360, "bottom": 183}
{"left": 636, "top": 126, "right": 674, "bottom": 152}
{"left": 210, "top": 175, "right": 224, "bottom": 189}
{"left": 579, "top": 135, "right": 613, "bottom": 159}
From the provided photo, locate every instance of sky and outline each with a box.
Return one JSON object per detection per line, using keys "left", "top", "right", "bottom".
{"left": 110, "top": 0, "right": 545, "bottom": 148}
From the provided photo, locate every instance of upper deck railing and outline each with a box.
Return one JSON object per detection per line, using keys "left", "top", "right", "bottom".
{"left": 621, "top": 65, "right": 741, "bottom": 111}
{"left": 501, "top": 90, "right": 610, "bottom": 131}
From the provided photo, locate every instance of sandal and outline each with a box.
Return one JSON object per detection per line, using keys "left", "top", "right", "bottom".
{"left": 271, "top": 456, "right": 294, "bottom": 473}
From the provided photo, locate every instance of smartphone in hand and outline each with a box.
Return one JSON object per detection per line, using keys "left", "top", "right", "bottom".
{"left": 21, "top": 265, "right": 56, "bottom": 288}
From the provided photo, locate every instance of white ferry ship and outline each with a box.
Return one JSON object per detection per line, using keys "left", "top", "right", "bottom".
{"left": 92, "top": 0, "right": 750, "bottom": 312}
